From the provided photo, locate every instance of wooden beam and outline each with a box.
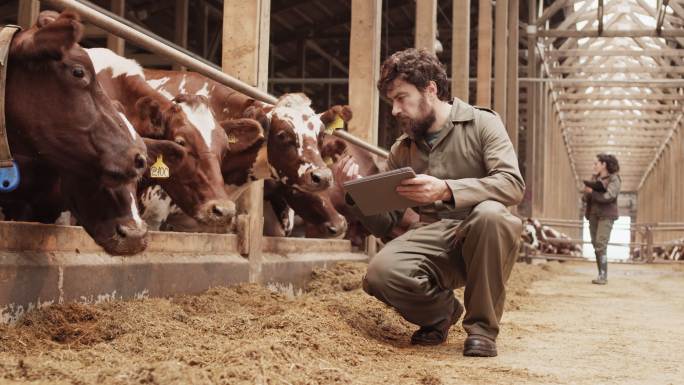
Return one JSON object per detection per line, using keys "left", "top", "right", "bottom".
{"left": 493, "top": 0, "right": 508, "bottom": 120}
{"left": 559, "top": 104, "right": 680, "bottom": 111}
{"left": 415, "top": 0, "right": 437, "bottom": 53}
{"left": 525, "top": 0, "right": 538, "bottom": 217}
{"left": 563, "top": 113, "right": 677, "bottom": 120}
{"left": 451, "top": 0, "right": 470, "bottom": 101}
{"left": 506, "top": 0, "right": 519, "bottom": 151}
{"left": 476, "top": 0, "right": 492, "bottom": 107}
{"left": 174, "top": 0, "right": 189, "bottom": 71}
{"left": 547, "top": 49, "right": 684, "bottom": 57}
{"left": 551, "top": 65, "right": 684, "bottom": 74}
{"left": 598, "top": 0, "right": 604, "bottom": 35}
{"left": 656, "top": 0, "right": 670, "bottom": 34}
{"left": 107, "top": 0, "right": 126, "bottom": 55}
{"left": 538, "top": 28, "right": 684, "bottom": 38}
{"left": 17, "top": 0, "right": 39, "bottom": 29}
{"left": 222, "top": 0, "right": 270, "bottom": 283}
{"left": 536, "top": 0, "right": 569, "bottom": 27}
{"left": 557, "top": 94, "right": 684, "bottom": 101}
{"left": 348, "top": 0, "right": 381, "bottom": 145}
{"left": 551, "top": 80, "right": 684, "bottom": 87}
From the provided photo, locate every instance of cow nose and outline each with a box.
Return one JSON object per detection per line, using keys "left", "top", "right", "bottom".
{"left": 326, "top": 224, "right": 338, "bottom": 235}
{"left": 310, "top": 168, "right": 332, "bottom": 189}
{"left": 116, "top": 223, "right": 146, "bottom": 239}
{"left": 212, "top": 203, "right": 235, "bottom": 218}
{"left": 134, "top": 153, "right": 147, "bottom": 171}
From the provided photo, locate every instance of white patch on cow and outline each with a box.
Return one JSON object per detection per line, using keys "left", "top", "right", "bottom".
{"left": 297, "top": 162, "right": 315, "bottom": 177}
{"left": 196, "top": 82, "right": 210, "bottom": 97}
{"left": 118, "top": 112, "right": 139, "bottom": 140}
{"left": 139, "top": 185, "right": 173, "bottom": 230}
{"left": 270, "top": 105, "right": 322, "bottom": 157}
{"left": 147, "top": 77, "right": 170, "bottom": 90}
{"left": 283, "top": 207, "right": 295, "bottom": 235}
{"left": 177, "top": 101, "right": 217, "bottom": 147}
{"left": 129, "top": 192, "right": 143, "bottom": 227}
{"left": 179, "top": 76, "right": 187, "bottom": 94}
{"left": 86, "top": 48, "right": 144, "bottom": 78}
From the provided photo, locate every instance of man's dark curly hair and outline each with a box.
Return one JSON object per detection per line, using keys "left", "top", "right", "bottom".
{"left": 377, "top": 48, "right": 450, "bottom": 101}
{"left": 597, "top": 153, "right": 620, "bottom": 174}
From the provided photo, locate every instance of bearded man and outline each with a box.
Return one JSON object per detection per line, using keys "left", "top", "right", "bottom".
{"left": 334, "top": 48, "right": 525, "bottom": 357}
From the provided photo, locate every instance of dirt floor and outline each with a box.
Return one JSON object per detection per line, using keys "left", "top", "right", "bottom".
{"left": 1, "top": 260, "right": 682, "bottom": 385}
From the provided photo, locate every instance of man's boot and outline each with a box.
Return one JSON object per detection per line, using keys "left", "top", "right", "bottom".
{"left": 592, "top": 254, "right": 607, "bottom": 285}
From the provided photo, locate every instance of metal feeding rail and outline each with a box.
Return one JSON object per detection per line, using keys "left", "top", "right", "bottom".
{"left": 43, "top": 0, "right": 389, "bottom": 158}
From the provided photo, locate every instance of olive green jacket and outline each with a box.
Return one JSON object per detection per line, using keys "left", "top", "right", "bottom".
{"left": 347, "top": 98, "right": 525, "bottom": 238}
{"left": 583, "top": 173, "right": 621, "bottom": 220}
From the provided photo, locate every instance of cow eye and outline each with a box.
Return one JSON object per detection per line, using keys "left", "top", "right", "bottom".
{"left": 72, "top": 67, "right": 85, "bottom": 78}
{"left": 174, "top": 136, "right": 186, "bottom": 146}
{"left": 276, "top": 131, "right": 289, "bottom": 142}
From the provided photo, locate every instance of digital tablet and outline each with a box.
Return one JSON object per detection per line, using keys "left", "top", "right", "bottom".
{"left": 583, "top": 179, "right": 606, "bottom": 193}
{"left": 342, "top": 167, "right": 421, "bottom": 215}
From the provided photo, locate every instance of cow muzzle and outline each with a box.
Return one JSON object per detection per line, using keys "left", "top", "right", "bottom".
{"left": 196, "top": 199, "right": 236, "bottom": 225}
{"left": 99, "top": 220, "right": 149, "bottom": 255}
{"left": 301, "top": 167, "right": 333, "bottom": 192}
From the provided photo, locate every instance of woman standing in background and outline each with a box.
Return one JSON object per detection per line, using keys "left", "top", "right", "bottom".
{"left": 583, "top": 153, "right": 621, "bottom": 285}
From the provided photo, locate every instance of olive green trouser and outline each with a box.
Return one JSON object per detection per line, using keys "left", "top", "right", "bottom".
{"left": 589, "top": 215, "right": 614, "bottom": 273}
{"left": 362, "top": 200, "right": 522, "bottom": 341}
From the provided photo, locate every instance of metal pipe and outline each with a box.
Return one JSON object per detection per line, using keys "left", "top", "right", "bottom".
{"left": 44, "top": 0, "right": 392, "bottom": 158}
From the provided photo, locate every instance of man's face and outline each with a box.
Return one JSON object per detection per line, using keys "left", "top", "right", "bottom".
{"left": 593, "top": 159, "right": 607, "bottom": 174}
{"left": 386, "top": 78, "right": 436, "bottom": 138}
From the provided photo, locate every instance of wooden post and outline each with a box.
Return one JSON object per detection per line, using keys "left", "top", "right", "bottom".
{"left": 493, "top": 0, "right": 508, "bottom": 119}
{"left": 17, "top": 0, "right": 40, "bottom": 29}
{"left": 451, "top": 0, "right": 470, "bottom": 102}
{"left": 506, "top": 0, "right": 519, "bottom": 151}
{"left": 174, "top": 0, "right": 189, "bottom": 71}
{"left": 476, "top": 0, "right": 492, "bottom": 107}
{"left": 348, "top": 0, "right": 381, "bottom": 145}
{"left": 222, "top": 0, "right": 270, "bottom": 283}
{"left": 415, "top": 0, "right": 437, "bottom": 53}
{"left": 526, "top": 0, "right": 537, "bottom": 217}
{"left": 107, "top": 0, "right": 126, "bottom": 55}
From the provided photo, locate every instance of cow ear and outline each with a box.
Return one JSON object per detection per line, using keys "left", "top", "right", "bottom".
{"left": 11, "top": 11, "right": 83, "bottom": 61}
{"left": 319, "top": 105, "right": 353, "bottom": 125}
{"left": 221, "top": 118, "right": 265, "bottom": 153}
{"left": 134, "top": 96, "right": 166, "bottom": 137}
{"left": 142, "top": 138, "right": 186, "bottom": 169}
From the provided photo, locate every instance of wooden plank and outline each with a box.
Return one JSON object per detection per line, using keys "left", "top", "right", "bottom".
{"left": 415, "top": 0, "right": 437, "bottom": 53}
{"left": 538, "top": 28, "right": 684, "bottom": 38}
{"left": 506, "top": 0, "right": 519, "bottom": 151}
{"left": 558, "top": 104, "right": 680, "bottom": 111}
{"left": 525, "top": 0, "right": 537, "bottom": 217}
{"left": 17, "top": 0, "right": 39, "bottom": 29}
{"left": 222, "top": 0, "right": 270, "bottom": 283}
{"left": 107, "top": 0, "right": 126, "bottom": 55}
{"left": 493, "top": 0, "right": 508, "bottom": 120}
{"left": 451, "top": 0, "right": 470, "bottom": 101}
{"left": 551, "top": 65, "right": 684, "bottom": 74}
{"left": 174, "top": 0, "right": 189, "bottom": 71}
{"left": 348, "top": 0, "right": 381, "bottom": 145}
{"left": 476, "top": 0, "right": 492, "bottom": 107}
{"left": 547, "top": 49, "right": 684, "bottom": 57}
{"left": 557, "top": 94, "right": 684, "bottom": 101}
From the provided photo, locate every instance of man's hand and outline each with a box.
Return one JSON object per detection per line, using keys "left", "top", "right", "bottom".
{"left": 583, "top": 186, "right": 593, "bottom": 194}
{"left": 396, "top": 174, "right": 452, "bottom": 204}
{"left": 332, "top": 154, "right": 361, "bottom": 190}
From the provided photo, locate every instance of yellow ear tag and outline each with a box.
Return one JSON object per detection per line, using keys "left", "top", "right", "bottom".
{"left": 323, "top": 156, "right": 334, "bottom": 166}
{"left": 227, "top": 133, "right": 238, "bottom": 144}
{"left": 150, "top": 155, "right": 170, "bottom": 179}
{"left": 324, "top": 114, "right": 344, "bottom": 135}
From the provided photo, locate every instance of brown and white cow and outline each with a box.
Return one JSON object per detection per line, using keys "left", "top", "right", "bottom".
{"left": 85, "top": 48, "right": 236, "bottom": 228}
{"left": 144, "top": 69, "right": 337, "bottom": 200}
{"left": 0, "top": 11, "right": 148, "bottom": 254}
{"left": 5, "top": 12, "right": 147, "bottom": 186}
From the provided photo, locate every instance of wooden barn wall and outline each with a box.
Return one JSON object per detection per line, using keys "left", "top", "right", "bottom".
{"left": 637, "top": 119, "right": 684, "bottom": 243}
{"left": 536, "top": 86, "right": 581, "bottom": 239}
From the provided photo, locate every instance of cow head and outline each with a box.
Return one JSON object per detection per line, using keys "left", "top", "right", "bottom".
{"left": 135, "top": 96, "right": 236, "bottom": 225}
{"left": 245, "top": 94, "right": 351, "bottom": 193}
{"left": 7, "top": 11, "right": 148, "bottom": 187}
{"left": 60, "top": 175, "right": 148, "bottom": 256}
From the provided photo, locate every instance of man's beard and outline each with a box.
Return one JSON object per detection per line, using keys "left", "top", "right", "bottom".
{"left": 397, "top": 96, "right": 436, "bottom": 139}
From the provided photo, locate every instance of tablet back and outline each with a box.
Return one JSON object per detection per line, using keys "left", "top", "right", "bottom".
{"left": 342, "top": 167, "right": 421, "bottom": 215}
